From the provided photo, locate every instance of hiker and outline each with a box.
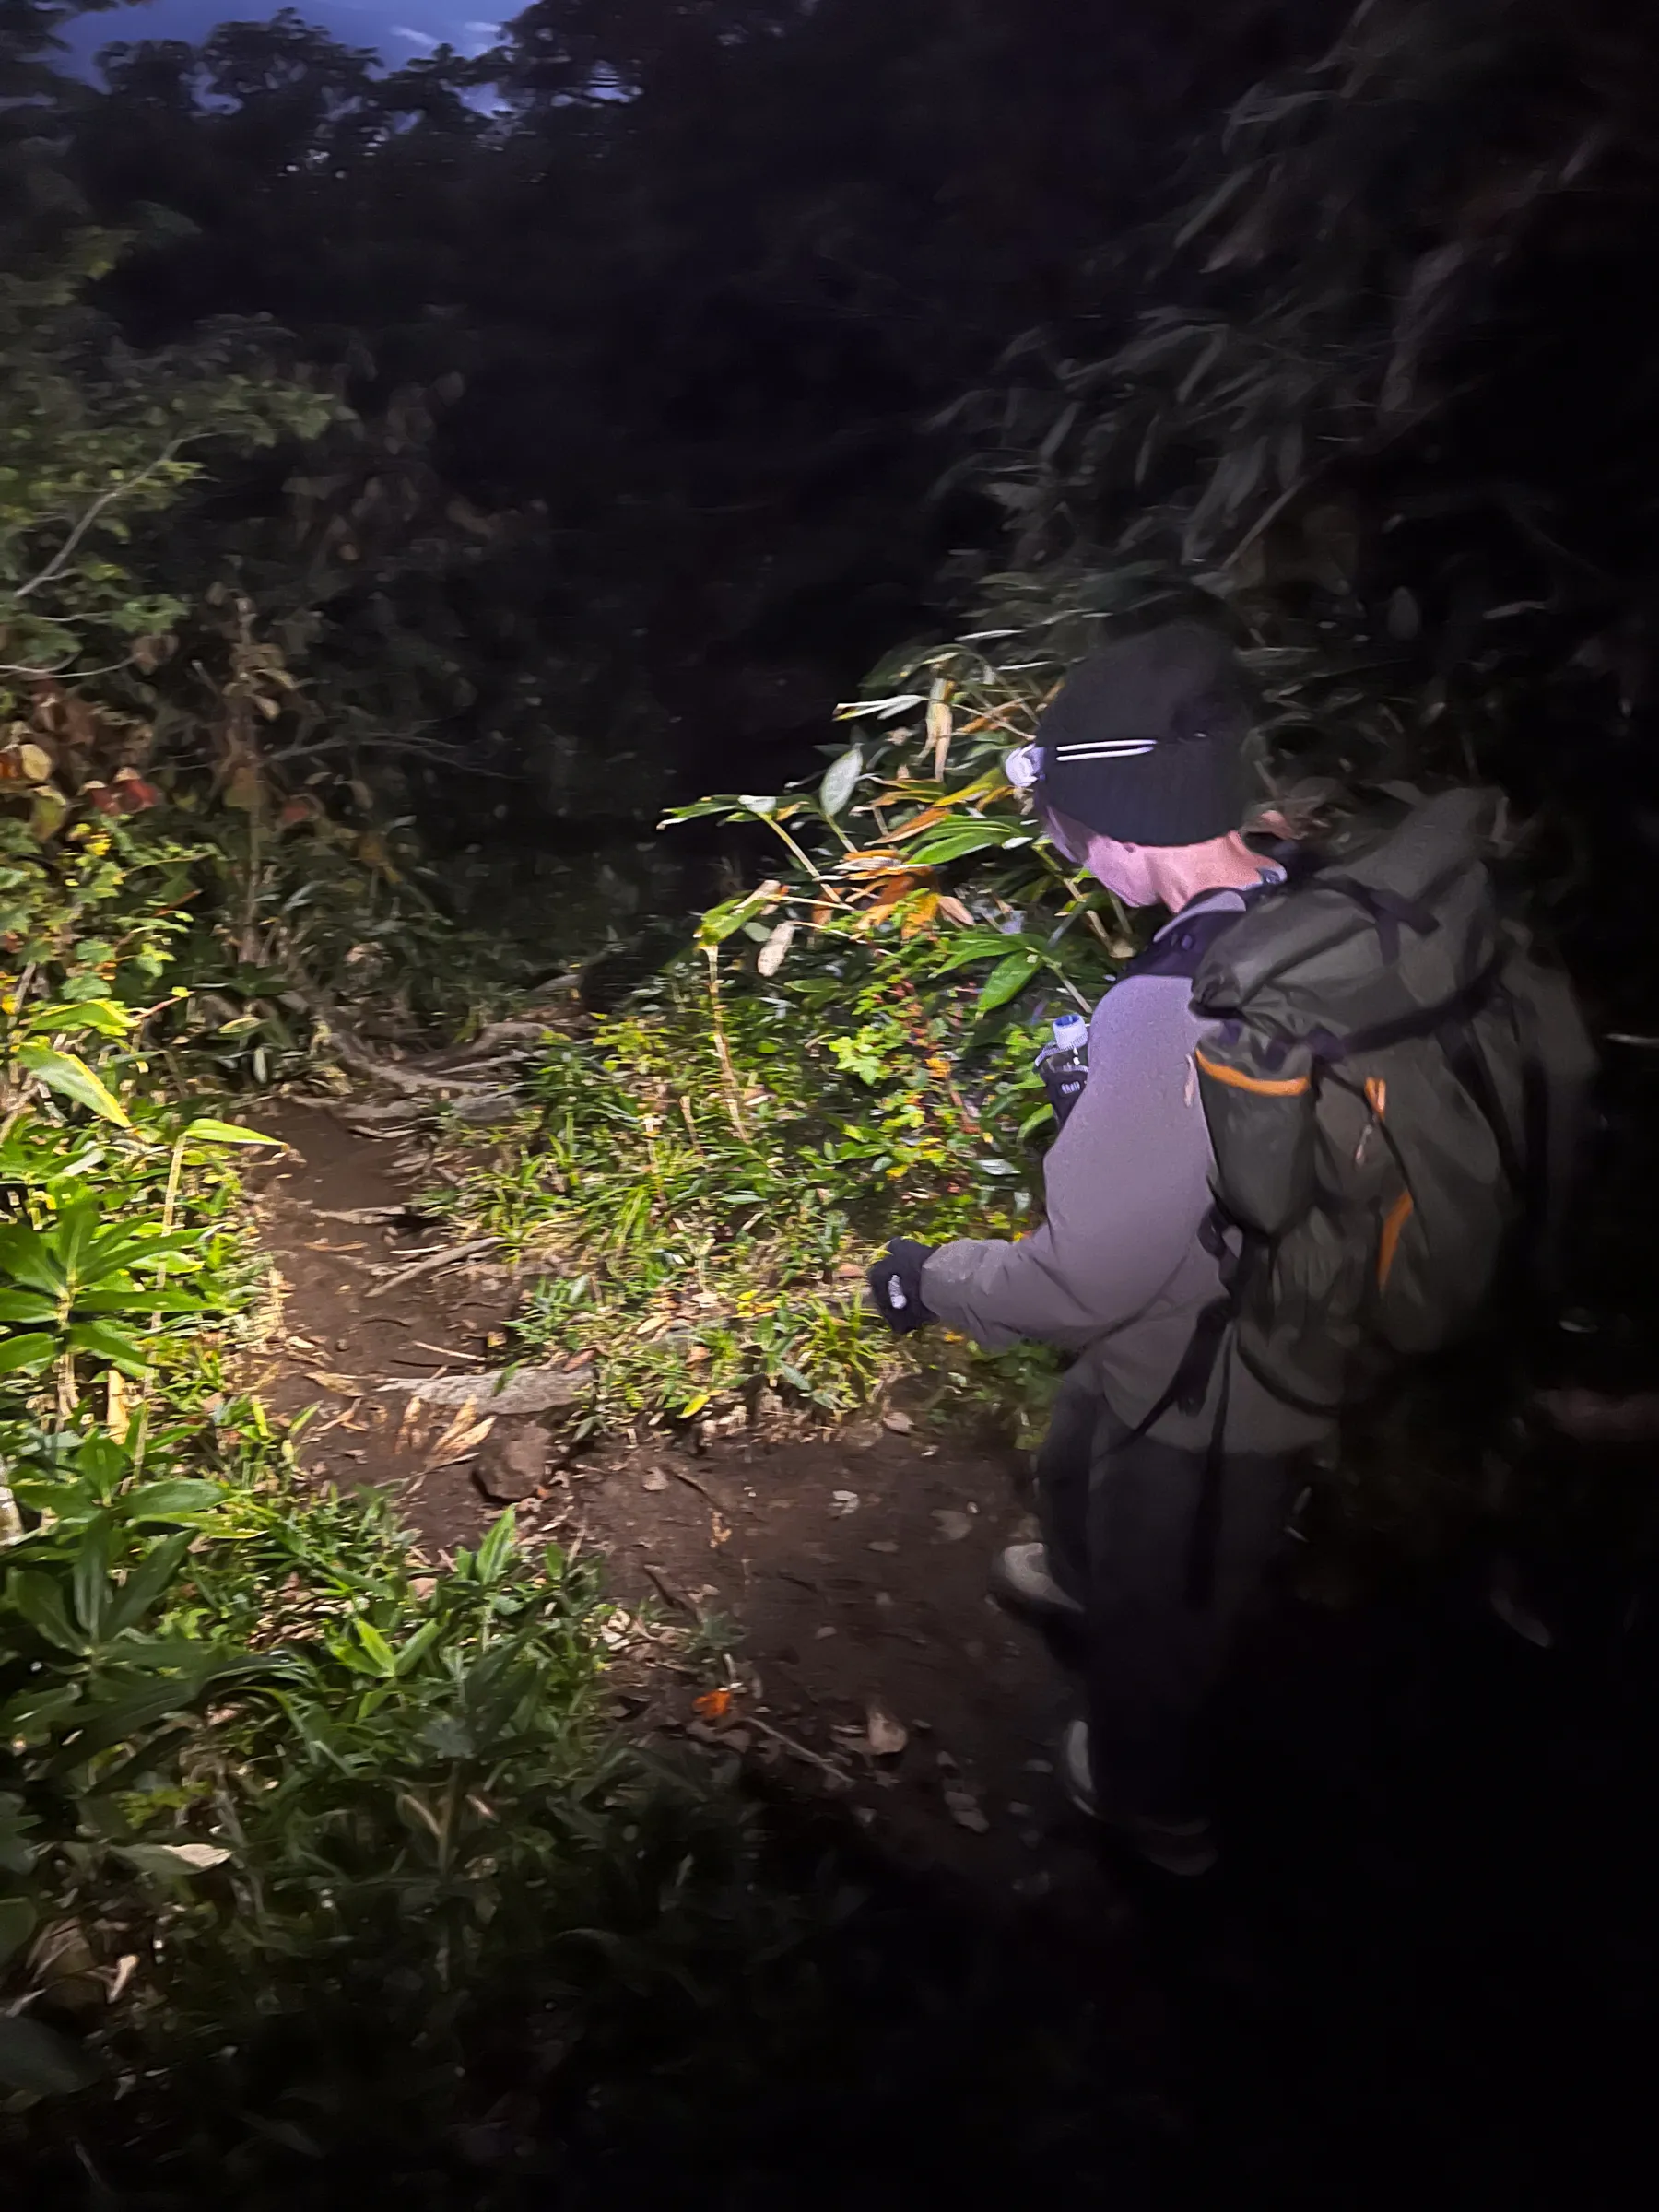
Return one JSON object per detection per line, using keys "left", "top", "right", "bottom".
{"left": 866, "top": 623, "right": 1591, "bottom": 1876}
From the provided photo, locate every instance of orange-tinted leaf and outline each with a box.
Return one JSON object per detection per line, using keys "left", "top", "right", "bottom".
{"left": 112, "top": 771, "right": 161, "bottom": 814}
{"left": 835, "top": 849, "right": 907, "bottom": 877}
{"left": 693, "top": 1688, "right": 735, "bottom": 1724}
{"left": 862, "top": 875, "right": 925, "bottom": 927}
{"left": 889, "top": 803, "right": 954, "bottom": 840}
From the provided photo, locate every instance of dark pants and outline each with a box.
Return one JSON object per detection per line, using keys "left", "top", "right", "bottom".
{"left": 1036, "top": 1367, "right": 1296, "bottom": 1819}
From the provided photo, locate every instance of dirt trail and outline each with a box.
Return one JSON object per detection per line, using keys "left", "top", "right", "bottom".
{"left": 237, "top": 1089, "right": 1659, "bottom": 2195}
{"left": 245, "top": 1092, "right": 1115, "bottom": 1900}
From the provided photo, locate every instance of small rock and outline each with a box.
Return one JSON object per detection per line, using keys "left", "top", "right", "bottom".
{"left": 944, "top": 1789, "right": 990, "bottom": 1834}
{"left": 867, "top": 1539, "right": 899, "bottom": 1555}
{"left": 933, "top": 1509, "right": 974, "bottom": 1543}
{"left": 814, "top": 1625, "right": 838, "bottom": 1640}
{"left": 448, "top": 1094, "right": 521, "bottom": 1125}
{"left": 474, "top": 1423, "right": 551, "bottom": 1503}
{"left": 830, "top": 1489, "right": 860, "bottom": 1516}
{"left": 640, "top": 1467, "right": 670, "bottom": 1492}
{"left": 873, "top": 1591, "right": 894, "bottom": 1608}
{"left": 1007, "top": 1802, "right": 1034, "bottom": 1818}
{"left": 865, "top": 1702, "right": 908, "bottom": 1757}
{"left": 881, "top": 1410, "right": 914, "bottom": 1434}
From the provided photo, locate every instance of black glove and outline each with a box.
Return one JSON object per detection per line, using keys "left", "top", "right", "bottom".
{"left": 866, "top": 1238, "right": 936, "bottom": 1335}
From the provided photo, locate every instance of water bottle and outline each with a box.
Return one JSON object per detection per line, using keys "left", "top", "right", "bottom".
{"left": 1035, "top": 1011, "right": 1089, "bottom": 1129}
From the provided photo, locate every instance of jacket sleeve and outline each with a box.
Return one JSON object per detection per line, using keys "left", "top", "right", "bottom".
{"left": 920, "top": 972, "right": 1215, "bottom": 1351}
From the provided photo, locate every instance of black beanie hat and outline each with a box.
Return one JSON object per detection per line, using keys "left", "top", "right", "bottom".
{"left": 1031, "top": 623, "right": 1252, "bottom": 847}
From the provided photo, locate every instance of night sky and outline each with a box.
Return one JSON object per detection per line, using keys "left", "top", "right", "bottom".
{"left": 62, "top": 0, "right": 503, "bottom": 70}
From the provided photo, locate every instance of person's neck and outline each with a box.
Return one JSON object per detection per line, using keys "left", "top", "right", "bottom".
{"left": 1147, "top": 830, "right": 1265, "bottom": 914}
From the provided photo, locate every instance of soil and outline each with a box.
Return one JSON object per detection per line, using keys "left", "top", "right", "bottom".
{"left": 242, "top": 1090, "right": 1659, "bottom": 2201}
{"left": 246, "top": 1093, "right": 1110, "bottom": 1902}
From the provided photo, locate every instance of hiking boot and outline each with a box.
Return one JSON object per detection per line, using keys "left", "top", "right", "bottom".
{"left": 992, "top": 1542, "right": 1085, "bottom": 1622}
{"left": 1059, "top": 1720, "right": 1219, "bottom": 1878}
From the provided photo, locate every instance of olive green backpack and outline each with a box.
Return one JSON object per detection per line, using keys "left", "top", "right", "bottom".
{"left": 1152, "top": 786, "right": 1595, "bottom": 1419}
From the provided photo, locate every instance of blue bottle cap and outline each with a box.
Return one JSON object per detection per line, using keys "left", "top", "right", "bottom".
{"left": 1053, "top": 1013, "right": 1088, "bottom": 1047}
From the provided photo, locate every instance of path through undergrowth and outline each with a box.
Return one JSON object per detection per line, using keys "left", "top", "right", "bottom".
{"left": 241, "top": 1074, "right": 1659, "bottom": 2212}
{"left": 251, "top": 1089, "right": 1115, "bottom": 1901}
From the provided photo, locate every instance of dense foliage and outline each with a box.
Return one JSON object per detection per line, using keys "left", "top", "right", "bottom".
{"left": 436, "top": 950, "right": 1066, "bottom": 1435}
{"left": 6, "top": 0, "right": 1340, "bottom": 839}
{"left": 6, "top": 0, "right": 1659, "bottom": 2192}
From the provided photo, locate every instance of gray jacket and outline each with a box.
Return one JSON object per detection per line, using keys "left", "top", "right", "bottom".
{"left": 921, "top": 890, "right": 1331, "bottom": 1453}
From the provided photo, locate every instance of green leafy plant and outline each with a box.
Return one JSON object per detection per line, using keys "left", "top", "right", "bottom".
{"left": 429, "top": 945, "right": 1064, "bottom": 1436}
{"left": 0, "top": 1197, "right": 213, "bottom": 1386}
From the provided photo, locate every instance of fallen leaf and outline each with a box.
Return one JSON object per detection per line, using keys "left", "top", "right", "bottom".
{"left": 640, "top": 1467, "right": 670, "bottom": 1492}
{"left": 709, "top": 1512, "right": 732, "bottom": 1547}
{"left": 865, "top": 1702, "right": 908, "bottom": 1758}
{"left": 933, "top": 1509, "right": 974, "bottom": 1543}
{"left": 943, "top": 1789, "right": 990, "bottom": 1834}
{"left": 306, "top": 1371, "right": 360, "bottom": 1394}
{"left": 122, "top": 1841, "right": 231, "bottom": 1873}
{"left": 693, "top": 1688, "right": 735, "bottom": 1724}
{"left": 881, "top": 1410, "right": 914, "bottom": 1434}
{"left": 429, "top": 1412, "right": 496, "bottom": 1471}
{"left": 829, "top": 1488, "right": 860, "bottom": 1515}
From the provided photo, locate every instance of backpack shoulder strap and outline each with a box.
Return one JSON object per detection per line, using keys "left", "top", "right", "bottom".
{"left": 1124, "top": 891, "right": 1264, "bottom": 983}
